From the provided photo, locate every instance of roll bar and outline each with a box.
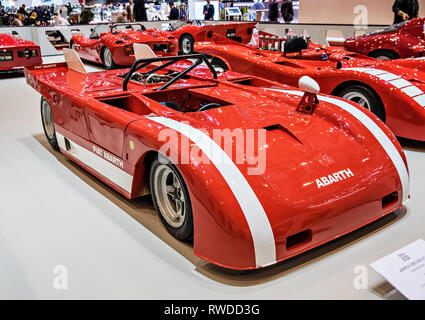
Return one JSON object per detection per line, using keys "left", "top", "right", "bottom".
{"left": 122, "top": 54, "right": 218, "bottom": 91}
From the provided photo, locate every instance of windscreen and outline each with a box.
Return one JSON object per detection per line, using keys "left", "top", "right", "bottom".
{"left": 362, "top": 21, "right": 407, "bottom": 36}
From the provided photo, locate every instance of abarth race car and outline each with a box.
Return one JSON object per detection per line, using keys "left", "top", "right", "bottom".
{"left": 69, "top": 22, "right": 178, "bottom": 69}
{"left": 344, "top": 18, "right": 425, "bottom": 60}
{"left": 161, "top": 20, "right": 256, "bottom": 54}
{"left": 23, "top": 47, "right": 409, "bottom": 270}
{"left": 0, "top": 33, "right": 42, "bottom": 73}
{"left": 195, "top": 33, "right": 425, "bottom": 141}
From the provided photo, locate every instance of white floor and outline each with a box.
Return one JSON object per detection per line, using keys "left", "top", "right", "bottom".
{"left": 1, "top": 56, "right": 424, "bottom": 300}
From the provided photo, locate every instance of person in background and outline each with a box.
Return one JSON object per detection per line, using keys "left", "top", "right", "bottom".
{"left": 252, "top": 0, "right": 265, "bottom": 21}
{"left": 126, "top": 0, "right": 134, "bottom": 22}
{"left": 179, "top": 4, "right": 187, "bottom": 19}
{"left": 168, "top": 2, "right": 179, "bottom": 20}
{"left": 134, "top": 0, "right": 147, "bottom": 21}
{"left": 219, "top": 0, "right": 225, "bottom": 20}
{"left": 41, "top": 5, "right": 51, "bottom": 25}
{"left": 28, "top": 11, "right": 38, "bottom": 25}
{"left": 100, "top": 5, "right": 105, "bottom": 21}
{"left": 11, "top": 13, "right": 24, "bottom": 26}
{"left": 281, "top": 0, "right": 293, "bottom": 23}
{"left": 252, "top": 0, "right": 265, "bottom": 10}
{"left": 203, "top": 0, "right": 214, "bottom": 20}
{"left": 53, "top": 13, "right": 69, "bottom": 26}
{"left": 392, "top": 0, "right": 419, "bottom": 24}
{"left": 116, "top": 10, "right": 127, "bottom": 23}
{"left": 268, "top": 0, "right": 279, "bottom": 22}
{"left": 17, "top": 4, "right": 27, "bottom": 17}
{"left": 35, "top": 6, "right": 42, "bottom": 18}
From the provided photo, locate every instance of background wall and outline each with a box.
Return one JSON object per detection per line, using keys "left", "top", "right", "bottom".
{"left": 299, "top": 0, "right": 425, "bottom": 25}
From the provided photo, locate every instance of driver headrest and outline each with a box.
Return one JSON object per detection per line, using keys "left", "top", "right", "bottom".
{"left": 284, "top": 37, "right": 308, "bottom": 54}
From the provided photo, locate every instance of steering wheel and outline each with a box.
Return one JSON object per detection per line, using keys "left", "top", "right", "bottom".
{"left": 197, "top": 103, "right": 222, "bottom": 112}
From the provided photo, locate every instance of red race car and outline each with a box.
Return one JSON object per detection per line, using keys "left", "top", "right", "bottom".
{"left": 162, "top": 20, "right": 256, "bottom": 54}
{"left": 0, "top": 33, "right": 42, "bottom": 73}
{"left": 23, "top": 48, "right": 409, "bottom": 270}
{"left": 344, "top": 18, "right": 425, "bottom": 60}
{"left": 70, "top": 23, "right": 178, "bottom": 69}
{"left": 196, "top": 34, "right": 425, "bottom": 141}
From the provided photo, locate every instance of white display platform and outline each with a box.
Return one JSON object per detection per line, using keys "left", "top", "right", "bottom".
{"left": 0, "top": 56, "right": 424, "bottom": 299}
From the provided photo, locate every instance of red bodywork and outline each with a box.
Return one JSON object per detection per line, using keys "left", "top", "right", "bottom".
{"left": 160, "top": 21, "right": 256, "bottom": 51}
{"left": 70, "top": 25, "right": 178, "bottom": 66}
{"left": 0, "top": 33, "right": 42, "bottom": 72}
{"left": 344, "top": 18, "right": 425, "bottom": 59}
{"left": 24, "top": 59, "right": 409, "bottom": 270}
{"left": 195, "top": 34, "right": 425, "bottom": 141}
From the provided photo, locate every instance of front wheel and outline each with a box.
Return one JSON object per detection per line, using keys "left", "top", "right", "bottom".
{"left": 338, "top": 85, "right": 386, "bottom": 122}
{"left": 150, "top": 155, "right": 193, "bottom": 241}
{"left": 102, "top": 47, "right": 118, "bottom": 70}
{"left": 41, "top": 97, "right": 59, "bottom": 151}
{"left": 179, "top": 34, "right": 194, "bottom": 55}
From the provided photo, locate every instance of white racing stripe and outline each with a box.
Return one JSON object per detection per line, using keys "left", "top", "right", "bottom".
{"left": 344, "top": 67, "right": 425, "bottom": 107}
{"left": 56, "top": 133, "right": 134, "bottom": 193}
{"left": 265, "top": 88, "right": 410, "bottom": 204}
{"left": 146, "top": 116, "right": 276, "bottom": 268}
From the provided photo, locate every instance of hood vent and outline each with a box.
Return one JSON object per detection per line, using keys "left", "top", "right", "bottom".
{"left": 264, "top": 124, "right": 303, "bottom": 144}
{"left": 409, "top": 79, "right": 425, "bottom": 84}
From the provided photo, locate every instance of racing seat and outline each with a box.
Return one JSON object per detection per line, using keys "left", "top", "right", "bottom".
{"left": 284, "top": 37, "right": 309, "bottom": 56}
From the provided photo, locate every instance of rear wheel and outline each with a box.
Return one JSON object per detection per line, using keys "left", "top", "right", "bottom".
{"left": 338, "top": 85, "right": 386, "bottom": 122}
{"left": 179, "top": 34, "right": 194, "bottom": 55}
{"left": 102, "top": 47, "right": 118, "bottom": 70}
{"left": 150, "top": 155, "right": 193, "bottom": 241}
{"left": 369, "top": 50, "right": 399, "bottom": 60}
{"left": 40, "top": 97, "right": 59, "bottom": 151}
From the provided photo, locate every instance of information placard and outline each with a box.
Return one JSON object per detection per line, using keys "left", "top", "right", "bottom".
{"left": 370, "top": 239, "right": 425, "bottom": 300}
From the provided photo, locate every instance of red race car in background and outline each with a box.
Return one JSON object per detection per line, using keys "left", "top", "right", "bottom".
{"left": 70, "top": 22, "right": 178, "bottom": 69}
{"left": 161, "top": 20, "right": 256, "bottom": 54}
{"left": 23, "top": 48, "right": 408, "bottom": 270}
{"left": 195, "top": 33, "right": 425, "bottom": 141}
{"left": 344, "top": 18, "right": 425, "bottom": 60}
{"left": 0, "top": 33, "right": 42, "bottom": 73}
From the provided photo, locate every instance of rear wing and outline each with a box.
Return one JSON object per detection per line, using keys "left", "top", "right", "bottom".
{"left": 24, "top": 49, "right": 87, "bottom": 74}
{"left": 24, "top": 49, "right": 92, "bottom": 95}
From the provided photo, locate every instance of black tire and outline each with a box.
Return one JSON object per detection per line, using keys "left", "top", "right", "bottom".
{"left": 337, "top": 85, "right": 386, "bottom": 122}
{"left": 179, "top": 34, "right": 194, "bottom": 55}
{"left": 150, "top": 155, "right": 193, "bottom": 241}
{"left": 101, "top": 47, "right": 119, "bottom": 70}
{"left": 369, "top": 50, "right": 399, "bottom": 60}
{"left": 40, "top": 97, "right": 60, "bottom": 151}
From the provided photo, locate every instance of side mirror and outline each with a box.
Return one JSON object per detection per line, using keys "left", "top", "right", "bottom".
{"left": 297, "top": 76, "right": 320, "bottom": 115}
{"left": 298, "top": 76, "right": 320, "bottom": 94}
